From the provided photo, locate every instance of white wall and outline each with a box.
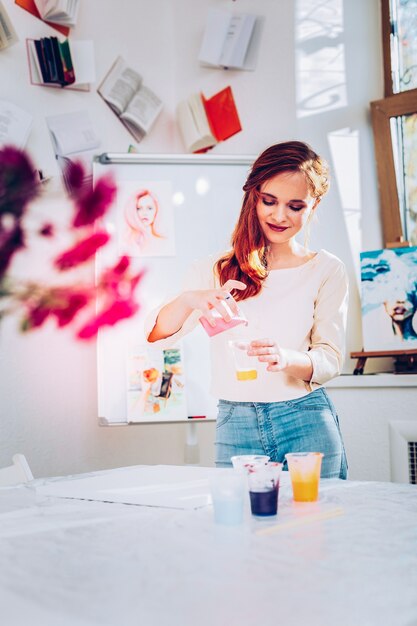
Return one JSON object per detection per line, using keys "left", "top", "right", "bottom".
{"left": 1, "top": 0, "right": 416, "bottom": 481}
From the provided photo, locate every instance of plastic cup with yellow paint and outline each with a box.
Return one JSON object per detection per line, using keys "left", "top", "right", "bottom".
{"left": 285, "top": 452, "right": 324, "bottom": 502}
{"left": 228, "top": 338, "right": 257, "bottom": 382}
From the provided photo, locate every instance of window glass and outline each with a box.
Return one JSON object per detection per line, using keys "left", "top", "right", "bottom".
{"left": 390, "top": 113, "right": 417, "bottom": 244}
{"left": 390, "top": 0, "right": 417, "bottom": 93}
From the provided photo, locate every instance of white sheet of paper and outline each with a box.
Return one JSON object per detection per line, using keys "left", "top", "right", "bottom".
{"left": 46, "top": 110, "right": 100, "bottom": 156}
{"left": 71, "top": 40, "right": 96, "bottom": 86}
{"left": 36, "top": 465, "right": 221, "bottom": 510}
{"left": 0, "top": 100, "right": 33, "bottom": 148}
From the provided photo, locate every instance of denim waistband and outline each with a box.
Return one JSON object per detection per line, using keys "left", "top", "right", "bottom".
{"left": 218, "top": 387, "right": 325, "bottom": 407}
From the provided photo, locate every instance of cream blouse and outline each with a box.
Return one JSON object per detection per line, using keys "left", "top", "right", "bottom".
{"left": 144, "top": 249, "right": 349, "bottom": 402}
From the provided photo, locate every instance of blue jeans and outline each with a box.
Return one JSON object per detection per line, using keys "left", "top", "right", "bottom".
{"left": 215, "top": 388, "right": 348, "bottom": 479}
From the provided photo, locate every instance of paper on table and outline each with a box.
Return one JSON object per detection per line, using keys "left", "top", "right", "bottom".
{"left": 36, "top": 465, "right": 218, "bottom": 510}
{"left": 0, "top": 100, "right": 33, "bottom": 148}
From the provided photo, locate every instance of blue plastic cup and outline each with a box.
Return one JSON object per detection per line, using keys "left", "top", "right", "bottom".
{"left": 209, "top": 471, "right": 244, "bottom": 525}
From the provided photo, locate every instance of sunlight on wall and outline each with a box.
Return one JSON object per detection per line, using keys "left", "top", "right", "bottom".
{"left": 295, "top": 0, "right": 347, "bottom": 118}
{"left": 328, "top": 128, "right": 361, "bottom": 287}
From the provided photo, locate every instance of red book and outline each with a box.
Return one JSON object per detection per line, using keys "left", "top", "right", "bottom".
{"left": 202, "top": 86, "right": 242, "bottom": 142}
{"left": 176, "top": 85, "right": 242, "bottom": 153}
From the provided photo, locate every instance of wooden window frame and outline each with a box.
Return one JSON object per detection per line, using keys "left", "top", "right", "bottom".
{"left": 370, "top": 88, "right": 417, "bottom": 247}
{"left": 380, "top": 0, "right": 393, "bottom": 97}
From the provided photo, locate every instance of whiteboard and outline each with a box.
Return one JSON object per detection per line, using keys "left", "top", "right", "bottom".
{"left": 94, "top": 153, "right": 254, "bottom": 425}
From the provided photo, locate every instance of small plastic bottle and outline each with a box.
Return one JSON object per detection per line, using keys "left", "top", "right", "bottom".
{"left": 199, "top": 294, "right": 247, "bottom": 337}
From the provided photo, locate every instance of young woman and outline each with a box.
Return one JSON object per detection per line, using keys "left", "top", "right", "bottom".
{"left": 145, "top": 141, "right": 349, "bottom": 478}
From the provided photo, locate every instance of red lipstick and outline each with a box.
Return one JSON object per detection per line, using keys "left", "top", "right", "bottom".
{"left": 267, "top": 223, "right": 288, "bottom": 232}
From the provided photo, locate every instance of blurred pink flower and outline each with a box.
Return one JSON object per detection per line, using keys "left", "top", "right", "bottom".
{"left": 77, "top": 298, "right": 139, "bottom": 339}
{"left": 52, "top": 289, "right": 91, "bottom": 327}
{"left": 112, "top": 255, "right": 130, "bottom": 275}
{"left": 0, "top": 146, "right": 144, "bottom": 341}
{"left": 65, "top": 161, "right": 85, "bottom": 195}
{"left": 0, "top": 146, "right": 40, "bottom": 279}
{"left": 21, "top": 287, "right": 92, "bottom": 332}
{"left": 0, "top": 146, "right": 39, "bottom": 219}
{"left": 39, "top": 223, "right": 54, "bottom": 237}
{"left": 99, "top": 256, "right": 146, "bottom": 295}
{"left": 24, "top": 302, "right": 50, "bottom": 330}
{"left": 72, "top": 173, "right": 117, "bottom": 228}
{"left": 0, "top": 223, "right": 25, "bottom": 279}
{"left": 54, "top": 231, "right": 110, "bottom": 271}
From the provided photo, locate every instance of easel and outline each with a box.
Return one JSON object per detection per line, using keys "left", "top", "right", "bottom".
{"left": 351, "top": 350, "right": 417, "bottom": 375}
{"left": 352, "top": 186, "right": 417, "bottom": 376}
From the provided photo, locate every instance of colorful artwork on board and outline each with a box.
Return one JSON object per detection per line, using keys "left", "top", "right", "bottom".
{"left": 126, "top": 346, "right": 187, "bottom": 422}
{"left": 360, "top": 247, "right": 417, "bottom": 350}
{"left": 116, "top": 180, "right": 176, "bottom": 257}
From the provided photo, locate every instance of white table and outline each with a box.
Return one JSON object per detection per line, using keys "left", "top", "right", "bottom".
{"left": 0, "top": 464, "right": 416, "bottom": 626}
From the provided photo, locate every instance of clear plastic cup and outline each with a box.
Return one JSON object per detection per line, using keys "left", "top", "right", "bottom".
{"left": 230, "top": 455, "right": 270, "bottom": 511}
{"left": 231, "top": 455, "right": 270, "bottom": 470}
{"left": 228, "top": 338, "right": 257, "bottom": 381}
{"left": 209, "top": 471, "right": 244, "bottom": 525}
{"left": 285, "top": 452, "right": 324, "bottom": 502}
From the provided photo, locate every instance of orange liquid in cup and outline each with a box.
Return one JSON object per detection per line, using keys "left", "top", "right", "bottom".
{"left": 286, "top": 452, "right": 323, "bottom": 502}
{"left": 291, "top": 478, "right": 319, "bottom": 502}
{"left": 236, "top": 369, "right": 257, "bottom": 381}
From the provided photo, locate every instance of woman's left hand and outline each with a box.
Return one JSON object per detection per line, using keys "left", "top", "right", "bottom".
{"left": 248, "top": 339, "right": 289, "bottom": 372}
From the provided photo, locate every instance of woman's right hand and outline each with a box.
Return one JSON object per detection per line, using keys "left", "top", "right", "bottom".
{"left": 182, "top": 279, "right": 246, "bottom": 327}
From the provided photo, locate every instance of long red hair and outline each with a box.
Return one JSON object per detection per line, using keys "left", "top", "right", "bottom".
{"left": 215, "top": 141, "right": 330, "bottom": 301}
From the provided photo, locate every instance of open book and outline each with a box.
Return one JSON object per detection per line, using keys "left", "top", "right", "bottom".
{"left": 0, "top": 1, "right": 18, "bottom": 50}
{"left": 198, "top": 8, "right": 263, "bottom": 71}
{"left": 15, "top": 0, "right": 69, "bottom": 35}
{"left": 33, "top": 0, "right": 80, "bottom": 26}
{"left": 27, "top": 38, "right": 95, "bottom": 91}
{"left": 97, "top": 56, "right": 163, "bottom": 143}
{"left": 177, "top": 86, "right": 242, "bottom": 153}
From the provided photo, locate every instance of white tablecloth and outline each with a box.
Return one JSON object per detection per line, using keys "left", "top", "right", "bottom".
{"left": 0, "top": 464, "right": 416, "bottom": 626}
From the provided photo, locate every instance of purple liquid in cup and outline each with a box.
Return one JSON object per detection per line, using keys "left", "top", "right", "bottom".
{"left": 249, "top": 486, "right": 279, "bottom": 516}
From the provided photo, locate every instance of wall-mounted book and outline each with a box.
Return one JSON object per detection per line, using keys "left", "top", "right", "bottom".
{"left": 26, "top": 37, "right": 95, "bottom": 91}
{"left": 176, "top": 86, "right": 242, "bottom": 153}
{"left": 33, "top": 0, "right": 80, "bottom": 27}
{"left": 0, "top": 0, "right": 18, "bottom": 50}
{"left": 97, "top": 56, "right": 163, "bottom": 143}
{"left": 198, "top": 8, "right": 264, "bottom": 71}
{"left": 15, "top": 0, "right": 71, "bottom": 35}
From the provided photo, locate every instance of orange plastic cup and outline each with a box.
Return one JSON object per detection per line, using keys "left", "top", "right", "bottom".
{"left": 285, "top": 452, "right": 324, "bottom": 502}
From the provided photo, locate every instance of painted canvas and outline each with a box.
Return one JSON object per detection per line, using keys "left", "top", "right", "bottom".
{"left": 126, "top": 345, "right": 187, "bottom": 422}
{"left": 116, "top": 180, "right": 176, "bottom": 257}
{"left": 360, "top": 247, "right": 417, "bottom": 350}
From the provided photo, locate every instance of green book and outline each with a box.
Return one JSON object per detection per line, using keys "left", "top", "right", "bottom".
{"left": 58, "top": 38, "right": 75, "bottom": 86}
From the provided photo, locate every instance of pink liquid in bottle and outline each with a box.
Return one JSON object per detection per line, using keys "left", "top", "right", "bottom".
{"left": 199, "top": 303, "right": 247, "bottom": 337}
